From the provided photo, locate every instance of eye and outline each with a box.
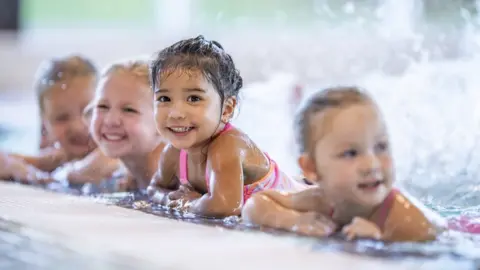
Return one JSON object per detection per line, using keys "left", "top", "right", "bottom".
{"left": 339, "top": 148, "right": 358, "bottom": 159}
{"left": 187, "top": 95, "right": 202, "bottom": 103}
{"left": 123, "top": 107, "right": 137, "bottom": 113}
{"left": 375, "top": 141, "right": 389, "bottom": 153}
{"left": 97, "top": 104, "right": 108, "bottom": 110}
{"left": 156, "top": 96, "right": 170, "bottom": 103}
{"left": 55, "top": 114, "right": 70, "bottom": 122}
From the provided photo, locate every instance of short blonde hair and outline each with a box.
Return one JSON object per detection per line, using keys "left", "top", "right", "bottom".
{"left": 101, "top": 57, "right": 150, "bottom": 86}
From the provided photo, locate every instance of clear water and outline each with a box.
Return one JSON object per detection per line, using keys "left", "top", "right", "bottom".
{"left": 2, "top": 0, "right": 480, "bottom": 267}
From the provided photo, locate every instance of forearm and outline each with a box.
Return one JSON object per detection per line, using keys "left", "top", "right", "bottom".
{"left": 242, "top": 193, "right": 307, "bottom": 230}
{"left": 188, "top": 194, "right": 242, "bottom": 218}
{"left": 10, "top": 153, "right": 63, "bottom": 172}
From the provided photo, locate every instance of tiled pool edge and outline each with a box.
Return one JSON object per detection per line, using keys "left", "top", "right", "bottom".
{"left": 0, "top": 182, "right": 470, "bottom": 270}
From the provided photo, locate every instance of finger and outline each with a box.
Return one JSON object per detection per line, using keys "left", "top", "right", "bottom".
{"left": 346, "top": 231, "right": 355, "bottom": 241}
{"left": 341, "top": 225, "right": 351, "bottom": 235}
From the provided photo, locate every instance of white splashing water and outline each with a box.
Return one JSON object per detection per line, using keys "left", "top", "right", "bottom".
{"left": 233, "top": 0, "right": 480, "bottom": 212}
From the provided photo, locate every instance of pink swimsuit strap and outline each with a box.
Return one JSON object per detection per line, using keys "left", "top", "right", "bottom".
{"left": 179, "top": 123, "right": 233, "bottom": 185}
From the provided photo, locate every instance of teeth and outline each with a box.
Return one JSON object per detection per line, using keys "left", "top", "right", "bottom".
{"left": 170, "top": 127, "right": 192, "bottom": 133}
{"left": 104, "top": 134, "right": 124, "bottom": 141}
{"left": 359, "top": 181, "right": 381, "bottom": 188}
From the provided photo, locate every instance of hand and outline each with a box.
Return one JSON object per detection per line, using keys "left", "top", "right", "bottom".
{"left": 166, "top": 185, "right": 202, "bottom": 210}
{"left": 342, "top": 217, "right": 382, "bottom": 241}
{"left": 3, "top": 156, "right": 54, "bottom": 185}
{"left": 294, "top": 212, "right": 337, "bottom": 237}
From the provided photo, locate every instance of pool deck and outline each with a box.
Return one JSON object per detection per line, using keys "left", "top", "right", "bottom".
{"left": 0, "top": 181, "right": 470, "bottom": 270}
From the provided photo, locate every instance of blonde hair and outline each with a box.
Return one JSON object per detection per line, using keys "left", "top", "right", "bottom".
{"left": 35, "top": 54, "right": 97, "bottom": 112}
{"left": 295, "top": 86, "right": 375, "bottom": 154}
{"left": 101, "top": 58, "right": 150, "bottom": 87}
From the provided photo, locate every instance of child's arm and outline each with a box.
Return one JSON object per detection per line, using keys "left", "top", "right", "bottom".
{"left": 147, "top": 144, "right": 180, "bottom": 205}
{"left": 382, "top": 191, "right": 446, "bottom": 242}
{"left": 184, "top": 139, "right": 244, "bottom": 217}
{"left": 242, "top": 188, "right": 336, "bottom": 236}
{"left": 0, "top": 152, "right": 52, "bottom": 184}
{"left": 10, "top": 147, "right": 67, "bottom": 172}
{"left": 65, "top": 149, "right": 122, "bottom": 185}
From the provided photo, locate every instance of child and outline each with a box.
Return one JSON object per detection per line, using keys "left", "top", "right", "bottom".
{"left": 10, "top": 55, "right": 98, "bottom": 173}
{"left": 90, "top": 59, "right": 164, "bottom": 191}
{"left": 0, "top": 152, "right": 51, "bottom": 184}
{"left": 51, "top": 101, "right": 125, "bottom": 190}
{"left": 146, "top": 35, "right": 302, "bottom": 218}
{"left": 242, "top": 87, "right": 447, "bottom": 242}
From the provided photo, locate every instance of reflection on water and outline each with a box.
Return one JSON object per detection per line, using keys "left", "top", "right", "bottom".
{"left": 91, "top": 191, "right": 480, "bottom": 266}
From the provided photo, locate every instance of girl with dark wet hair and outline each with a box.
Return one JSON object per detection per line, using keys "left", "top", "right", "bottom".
{"left": 147, "top": 35, "right": 304, "bottom": 218}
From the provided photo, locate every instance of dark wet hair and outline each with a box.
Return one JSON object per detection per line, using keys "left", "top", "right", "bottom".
{"left": 149, "top": 35, "right": 243, "bottom": 106}
{"left": 295, "top": 86, "right": 374, "bottom": 154}
{"left": 35, "top": 54, "right": 97, "bottom": 112}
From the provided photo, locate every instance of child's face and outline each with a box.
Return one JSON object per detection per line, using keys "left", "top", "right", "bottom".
{"left": 301, "top": 103, "right": 394, "bottom": 209}
{"left": 91, "top": 73, "right": 158, "bottom": 158}
{"left": 41, "top": 76, "right": 96, "bottom": 159}
{"left": 154, "top": 69, "right": 235, "bottom": 150}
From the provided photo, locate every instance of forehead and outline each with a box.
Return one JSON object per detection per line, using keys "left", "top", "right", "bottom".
{"left": 98, "top": 73, "right": 151, "bottom": 101}
{"left": 157, "top": 68, "right": 214, "bottom": 91}
{"left": 311, "top": 103, "right": 386, "bottom": 148}
{"left": 42, "top": 76, "right": 95, "bottom": 108}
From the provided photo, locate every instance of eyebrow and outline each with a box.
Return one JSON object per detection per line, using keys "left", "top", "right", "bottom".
{"left": 154, "top": 88, "right": 206, "bottom": 94}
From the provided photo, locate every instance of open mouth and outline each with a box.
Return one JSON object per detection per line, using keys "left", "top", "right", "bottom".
{"left": 168, "top": 126, "right": 195, "bottom": 136}
{"left": 102, "top": 134, "right": 127, "bottom": 142}
{"left": 358, "top": 180, "right": 384, "bottom": 190}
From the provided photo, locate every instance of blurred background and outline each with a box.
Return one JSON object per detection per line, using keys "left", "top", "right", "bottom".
{"left": 1, "top": 0, "right": 480, "bottom": 211}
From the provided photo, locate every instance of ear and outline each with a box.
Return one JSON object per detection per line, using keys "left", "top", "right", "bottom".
{"left": 298, "top": 153, "right": 320, "bottom": 184}
{"left": 221, "top": 96, "right": 237, "bottom": 123}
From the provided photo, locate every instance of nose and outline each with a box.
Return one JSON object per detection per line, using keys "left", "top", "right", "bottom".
{"left": 103, "top": 110, "right": 122, "bottom": 127}
{"left": 359, "top": 152, "right": 381, "bottom": 176}
{"left": 168, "top": 102, "right": 187, "bottom": 120}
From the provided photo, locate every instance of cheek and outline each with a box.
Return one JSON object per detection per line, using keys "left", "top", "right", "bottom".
{"left": 48, "top": 124, "right": 67, "bottom": 141}
{"left": 154, "top": 107, "right": 168, "bottom": 123}
{"left": 91, "top": 114, "right": 104, "bottom": 136}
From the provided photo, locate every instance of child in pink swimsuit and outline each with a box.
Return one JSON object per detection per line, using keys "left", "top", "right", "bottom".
{"left": 242, "top": 87, "right": 447, "bottom": 241}
{"left": 147, "top": 35, "right": 302, "bottom": 218}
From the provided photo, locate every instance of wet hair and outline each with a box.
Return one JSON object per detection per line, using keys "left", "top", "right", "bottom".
{"left": 149, "top": 35, "right": 243, "bottom": 106}
{"left": 295, "top": 86, "right": 374, "bottom": 154}
{"left": 101, "top": 58, "right": 150, "bottom": 86}
{"left": 35, "top": 54, "right": 97, "bottom": 112}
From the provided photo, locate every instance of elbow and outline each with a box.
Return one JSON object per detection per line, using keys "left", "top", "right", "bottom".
{"left": 192, "top": 196, "right": 243, "bottom": 218}
{"left": 241, "top": 193, "right": 272, "bottom": 226}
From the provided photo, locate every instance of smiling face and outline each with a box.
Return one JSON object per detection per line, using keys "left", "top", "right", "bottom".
{"left": 41, "top": 76, "right": 96, "bottom": 159}
{"left": 153, "top": 68, "right": 235, "bottom": 150}
{"left": 91, "top": 72, "right": 159, "bottom": 158}
{"left": 300, "top": 102, "right": 394, "bottom": 210}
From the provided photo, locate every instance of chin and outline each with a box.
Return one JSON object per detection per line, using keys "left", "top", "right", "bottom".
{"left": 99, "top": 147, "right": 126, "bottom": 159}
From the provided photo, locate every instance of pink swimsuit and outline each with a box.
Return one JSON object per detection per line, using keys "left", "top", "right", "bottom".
{"left": 178, "top": 123, "right": 299, "bottom": 202}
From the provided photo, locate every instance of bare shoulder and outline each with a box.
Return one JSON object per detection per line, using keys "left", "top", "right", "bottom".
{"left": 384, "top": 189, "right": 445, "bottom": 241}
{"left": 207, "top": 126, "right": 248, "bottom": 165}
{"left": 392, "top": 190, "right": 447, "bottom": 230}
